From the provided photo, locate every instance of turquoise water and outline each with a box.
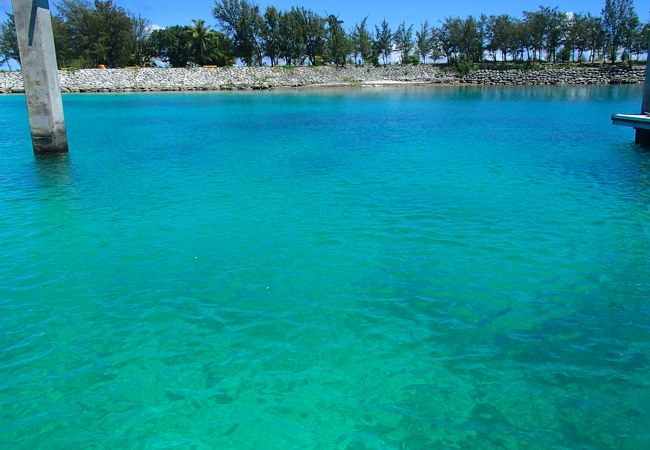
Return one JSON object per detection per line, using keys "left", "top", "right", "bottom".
{"left": 1, "top": 86, "right": 649, "bottom": 449}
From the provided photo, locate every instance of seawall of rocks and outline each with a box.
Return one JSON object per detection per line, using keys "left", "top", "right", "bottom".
{"left": 461, "top": 66, "right": 644, "bottom": 85}
{"left": 0, "top": 64, "right": 645, "bottom": 94}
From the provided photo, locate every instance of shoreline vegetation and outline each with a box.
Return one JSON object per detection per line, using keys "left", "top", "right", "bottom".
{"left": 1, "top": 1, "right": 648, "bottom": 73}
{"left": 0, "top": 0, "right": 647, "bottom": 94}
{"left": 0, "top": 64, "right": 645, "bottom": 94}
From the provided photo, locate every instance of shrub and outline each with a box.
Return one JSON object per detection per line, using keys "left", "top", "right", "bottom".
{"left": 452, "top": 59, "right": 475, "bottom": 76}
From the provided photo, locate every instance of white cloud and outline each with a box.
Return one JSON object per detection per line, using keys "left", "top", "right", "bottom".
{"left": 146, "top": 24, "right": 163, "bottom": 33}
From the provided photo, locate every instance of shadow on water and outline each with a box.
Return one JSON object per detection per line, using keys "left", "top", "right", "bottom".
{"left": 635, "top": 141, "right": 650, "bottom": 154}
{"left": 33, "top": 153, "right": 72, "bottom": 189}
{"left": 630, "top": 145, "right": 650, "bottom": 207}
{"left": 473, "top": 84, "right": 642, "bottom": 102}
{"left": 29, "top": 154, "right": 79, "bottom": 242}
{"left": 622, "top": 143, "right": 650, "bottom": 196}
{"left": 31, "top": 153, "right": 77, "bottom": 210}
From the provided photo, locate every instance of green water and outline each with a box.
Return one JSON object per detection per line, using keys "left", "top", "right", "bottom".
{"left": 1, "top": 86, "right": 649, "bottom": 449}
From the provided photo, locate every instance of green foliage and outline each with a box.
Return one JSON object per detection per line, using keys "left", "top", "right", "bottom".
{"left": 558, "top": 46, "right": 572, "bottom": 62}
{"left": 351, "top": 18, "right": 373, "bottom": 65}
{"left": 148, "top": 21, "right": 234, "bottom": 67}
{"left": 565, "top": 13, "right": 595, "bottom": 62}
{"left": 415, "top": 21, "right": 433, "bottom": 63}
{"left": 51, "top": 15, "right": 72, "bottom": 67}
{"left": 394, "top": 22, "right": 414, "bottom": 64}
{"left": 187, "top": 19, "right": 233, "bottom": 67}
{"left": 0, "top": 13, "right": 19, "bottom": 69}
{"left": 0, "top": 1, "right": 153, "bottom": 69}
{"left": 294, "top": 7, "right": 326, "bottom": 66}
{"left": 148, "top": 26, "right": 193, "bottom": 67}
{"left": 486, "top": 14, "right": 515, "bottom": 62}
{"left": 131, "top": 14, "right": 151, "bottom": 66}
{"left": 438, "top": 16, "right": 484, "bottom": 64}
{"left": 261, "top": 6, "right": 281, "bottom": 66}
{"left": 263, "top": 7, "right": 326, "bottom": 65}
{"left": 342, "top": 76, "right": 360, "bottom": 84}
{"left": 452, "top": 59, "right": 476, "bottom": 76}
{"left": 325, "top": 14, "right": 350, "bottom": 66}
{"left": 213, "top": 0, "right": 263, "bottom": 66}
{"left": 542, "top": 7, "right": 567, "bottom": 62}
{"left": 632, "top": 22, "right": 650, "bottom": 60}
{"left": 602, "top": 0, "right": 639, "bottom": 62}
{"left": 374, "top": 19, "right": 393, "bottom": 65}
{"left": 278, "top": 9, "right": 303, "bottom": 65}
{"left": 585, "top": 14, "right": 606, "bottom": 62}
{"left": 2, "top": 0, "right": 647, "bottom": 71}
{"left": 403, "top": 54, "right": 419, "bottom": 65}
{"left": 55, "top": 0, "right": 150, "bottom": 68}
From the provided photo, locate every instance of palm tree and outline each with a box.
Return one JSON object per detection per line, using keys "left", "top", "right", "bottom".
{"left": 189, "top": 19, "right": 211, "bottom": 66}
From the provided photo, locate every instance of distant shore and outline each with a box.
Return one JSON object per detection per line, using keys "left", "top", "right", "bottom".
{"left": 0, "top": 65, "right": 645, "bottom": 94}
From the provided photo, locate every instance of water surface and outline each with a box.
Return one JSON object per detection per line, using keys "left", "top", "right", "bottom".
{"left": 1, "top": 86, "right": 649, "bottom": 448}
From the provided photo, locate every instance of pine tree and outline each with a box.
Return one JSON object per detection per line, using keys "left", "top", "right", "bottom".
{"left": 374, "top": 19, "right": 393, "bottom": 65}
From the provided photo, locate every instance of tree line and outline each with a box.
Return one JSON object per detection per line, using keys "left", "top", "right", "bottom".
{"left": 212, "top": 0, "right": 648, "bottom": 66}
{"left": 0, "top": 0, "right": 234, "bottom": 69}
{"left": 1, "top": 0, "right": 648, "bottom": 70}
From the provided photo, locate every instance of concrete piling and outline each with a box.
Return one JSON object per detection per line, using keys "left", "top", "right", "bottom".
{"left": 612, "top": 37, "right": 650, "bottom": 147}
{"left": 636, "top": 36, "right": 650, "bottom": 146}
{"left": 12, "top": 0, "right": 68, "bottom": 154}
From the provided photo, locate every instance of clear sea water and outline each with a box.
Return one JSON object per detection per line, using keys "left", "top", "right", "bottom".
{"left": 1, "top": 86, "right": 649, "bottom": 449}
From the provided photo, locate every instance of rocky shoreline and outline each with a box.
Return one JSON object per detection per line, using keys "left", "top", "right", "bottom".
{"left": 0, "top": 65, "right": 645, "bottom": 94}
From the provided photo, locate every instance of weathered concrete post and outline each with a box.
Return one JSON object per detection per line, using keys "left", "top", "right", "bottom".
{"left": 12, "top": 0, "right": 68, "bottom": 154}
{"left": 637, "top": 36, "right": 650, "bottom": 146}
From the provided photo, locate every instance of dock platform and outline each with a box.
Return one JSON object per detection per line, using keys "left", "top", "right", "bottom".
{"left": 612, "top": 114, "right": 650, "bottom": 130}
{"left": 612, "top": 35, "right": 649, "bottom": 146}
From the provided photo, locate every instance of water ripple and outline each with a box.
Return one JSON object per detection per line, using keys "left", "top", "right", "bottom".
{"left": 0, "top": 86, "right": 649, "bottom": 448}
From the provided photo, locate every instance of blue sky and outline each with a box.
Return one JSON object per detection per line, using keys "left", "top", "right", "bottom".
{"left": 1, "top": 0, "right": 648, "bottom": 29}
